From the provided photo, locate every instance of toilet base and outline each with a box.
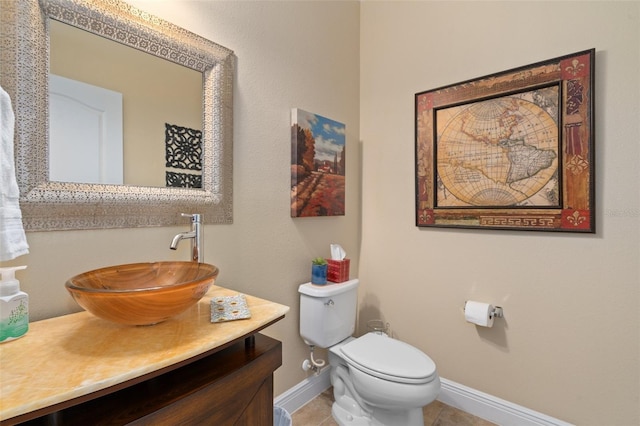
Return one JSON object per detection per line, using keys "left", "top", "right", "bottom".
{"left": 332, "top": 399, "right": 424, "bottom": 426}
{"left": 331, "top": 364, "right": 426, "bottom": 426}
{"left": 332, "top": 398, "right": 371, "bottom": 426}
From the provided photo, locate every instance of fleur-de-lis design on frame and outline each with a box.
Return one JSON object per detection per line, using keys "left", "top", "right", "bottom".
{"left": 566, "top": 210, "right": 586, "bottom": 226}
{"left": 420, "top": 210, "right": 432, "bottom": 222}
{"left": 565, "top": 59, "right": 585, "bottom": 77}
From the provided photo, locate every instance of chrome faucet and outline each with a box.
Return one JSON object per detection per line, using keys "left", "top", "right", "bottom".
{"left": 170, "top": 213, "right": 203, "bottom": 262}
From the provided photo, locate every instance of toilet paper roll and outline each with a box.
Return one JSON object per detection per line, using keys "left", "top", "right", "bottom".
{"left": 464, "top": 301, "right": 494, "bottom": 327}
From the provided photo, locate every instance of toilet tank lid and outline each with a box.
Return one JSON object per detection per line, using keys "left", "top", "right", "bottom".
{"left": 340, "top": 333, "right": 437, "bottom": 383}
{"left": 298, "top": 279, "right": 359, "bottom": 297}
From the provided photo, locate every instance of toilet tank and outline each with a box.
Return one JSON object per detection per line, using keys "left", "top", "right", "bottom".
{"left": 298, "top": 279, "right": 359, "bottom": 348}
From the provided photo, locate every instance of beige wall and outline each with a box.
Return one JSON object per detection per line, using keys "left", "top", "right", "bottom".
{"left": 2, "top": 0, "right": 361, "bottom": 403}
{"left": 360, "top": 2, "right": 639, "bottom": 426}
{"left": 3, "top": 1, "right": 639, "bottom": 425}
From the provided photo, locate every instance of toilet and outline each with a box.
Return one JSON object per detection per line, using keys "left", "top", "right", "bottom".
{"left": 299, "top": 279, "right": 440, "bottom": 426}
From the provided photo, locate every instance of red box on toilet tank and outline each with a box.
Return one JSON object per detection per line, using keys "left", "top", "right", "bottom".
{"left": 327, "top": 259, "right": 350, "bottom": 283}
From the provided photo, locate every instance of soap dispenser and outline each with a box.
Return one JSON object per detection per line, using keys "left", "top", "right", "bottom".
{"left": 0, "top": 266, "right": 28, "bottom": 343}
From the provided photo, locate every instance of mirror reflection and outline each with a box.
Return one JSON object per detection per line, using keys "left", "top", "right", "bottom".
{"left": 49, "top": 19, "right": 203, "bottom": 188}
{"left": 1, "top": 0, "right": 234, "bottom": 230}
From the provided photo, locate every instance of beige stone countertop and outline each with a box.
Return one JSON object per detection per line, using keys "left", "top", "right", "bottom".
{"left": 0, "top": 285, "right": 289, "bottom": 422}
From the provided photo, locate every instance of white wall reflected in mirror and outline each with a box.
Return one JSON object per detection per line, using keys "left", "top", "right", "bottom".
{"left": 49, "top": 74, "right": 124, "bottom": 185}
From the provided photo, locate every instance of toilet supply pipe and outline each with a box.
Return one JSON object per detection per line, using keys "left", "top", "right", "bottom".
{"left": 302, "top": 345, "right": 325, "bottom": 374}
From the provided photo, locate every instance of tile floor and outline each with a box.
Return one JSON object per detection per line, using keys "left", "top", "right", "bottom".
{"left": 291, "top": 388, "right": 497, "bottom": 426}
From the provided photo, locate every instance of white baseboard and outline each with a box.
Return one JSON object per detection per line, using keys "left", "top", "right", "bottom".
{"left": 274, "top": 367, "right": 331, "bottom": 415}
{"left": 438, "top": 378, "right": 574, "bottom": 426}
{"left": 275, "top": 373, "right": 573, "bottom": 426}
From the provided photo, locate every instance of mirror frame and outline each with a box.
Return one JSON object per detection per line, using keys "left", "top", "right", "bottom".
{"left": 0, "top": 0, "right": 234, "bottom": 231}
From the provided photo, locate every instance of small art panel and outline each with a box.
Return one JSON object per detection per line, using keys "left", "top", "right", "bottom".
{"left": 291, "top": 109, "right": 346, "bottom": 217}
{"left": 415, "top": 49, "right": 595, "bottom": 232}
{"left": 166, "top": 171, "right": 202, "bottom": 188}
{"left": 165, "top": 123, "right": 202, "bottom": 188}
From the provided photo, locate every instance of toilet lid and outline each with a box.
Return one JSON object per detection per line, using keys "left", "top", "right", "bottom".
{"left": 340, "top": 333, "right": 437, "bottom": 384}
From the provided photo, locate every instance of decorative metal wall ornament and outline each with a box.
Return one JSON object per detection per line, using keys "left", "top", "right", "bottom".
{"left": 415, "top": 49, "right": 595, "bottom": 233}
{"left": 165, "top": 123, "right": 203, "bottom": 171}
{"left": 166, "top": 172, "right": 202, "bottom": 189}
{"left": 165, "top": 123, "right": 202, "bottom": 188}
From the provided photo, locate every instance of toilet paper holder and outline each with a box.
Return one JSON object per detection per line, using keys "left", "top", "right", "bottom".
{"left": 491, "top": 306, "right": 504, "bottom": 319}
{"left": 464, "top": 301, "right": 504, "bottom": 319}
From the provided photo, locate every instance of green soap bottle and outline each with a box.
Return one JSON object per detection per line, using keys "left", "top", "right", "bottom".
{"left": 0, "top": 266, "right": 28, "bottom": 343}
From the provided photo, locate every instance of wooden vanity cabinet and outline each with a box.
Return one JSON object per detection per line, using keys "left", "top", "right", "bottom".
{"left": 7, "top": 334, "right": 281, "bottom": 426}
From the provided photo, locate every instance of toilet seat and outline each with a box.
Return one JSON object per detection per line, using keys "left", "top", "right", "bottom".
{"left": 340, "top": 333, "right": 437, "bottom": 385}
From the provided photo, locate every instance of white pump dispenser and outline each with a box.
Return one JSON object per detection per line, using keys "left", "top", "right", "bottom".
{"left": 0, "top": 266, "right": 28, "bottom": 343}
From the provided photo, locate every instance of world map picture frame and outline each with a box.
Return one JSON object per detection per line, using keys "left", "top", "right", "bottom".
{"left": 415, "top": 49, "right": 595, "bottom": 233}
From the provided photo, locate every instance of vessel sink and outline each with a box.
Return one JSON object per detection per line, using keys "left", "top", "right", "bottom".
{"left": 65, "top": 262, "right": 219, "bottom": 326}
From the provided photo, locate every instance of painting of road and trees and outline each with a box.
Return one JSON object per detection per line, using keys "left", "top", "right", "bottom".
{"left": 291, "top": 108, "right": 346, "bottom": 217}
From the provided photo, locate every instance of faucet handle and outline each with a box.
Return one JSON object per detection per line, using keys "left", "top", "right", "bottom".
{"left": 181, "top": 213, "right": 201, "bottom": 223}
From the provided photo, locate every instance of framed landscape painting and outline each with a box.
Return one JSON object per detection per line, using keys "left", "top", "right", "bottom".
{"left": 415, "top": 49, "right": 595, "bottom": 232}
{"left": 291, "top": 108, "right": 346, "bottom": 217}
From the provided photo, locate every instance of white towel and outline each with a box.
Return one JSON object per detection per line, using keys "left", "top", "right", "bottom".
{"left": 0, "top": 86, "right": 29, "bottom": 261}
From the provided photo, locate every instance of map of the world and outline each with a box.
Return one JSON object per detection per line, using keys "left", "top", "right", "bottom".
{"left": 436, "top": 86, "right": 559, "bottom": 207}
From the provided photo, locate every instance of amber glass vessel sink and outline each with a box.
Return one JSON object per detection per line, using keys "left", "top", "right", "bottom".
{"left": 66, "top": 262, "right": 219, "bottom": 326}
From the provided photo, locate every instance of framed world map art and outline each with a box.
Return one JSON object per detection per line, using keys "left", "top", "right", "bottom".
{"left": 415, "top": 49, "right": 595, "bottom": 232}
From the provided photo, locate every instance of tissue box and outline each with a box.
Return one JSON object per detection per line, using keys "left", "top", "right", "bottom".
{"left": 327, "top": 259, "right": 350, "bottom": 283}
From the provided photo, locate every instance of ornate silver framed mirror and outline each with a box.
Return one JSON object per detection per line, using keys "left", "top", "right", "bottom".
{"left": 0, "top": 0, "right": 234, "bottom": 231}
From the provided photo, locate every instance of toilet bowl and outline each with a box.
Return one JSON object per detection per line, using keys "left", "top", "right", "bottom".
{"left": 299, "top": 280, "right": 441, "bottom": 426}
{"left": 329, "top": 333, "right": 440, "bottom": 425}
